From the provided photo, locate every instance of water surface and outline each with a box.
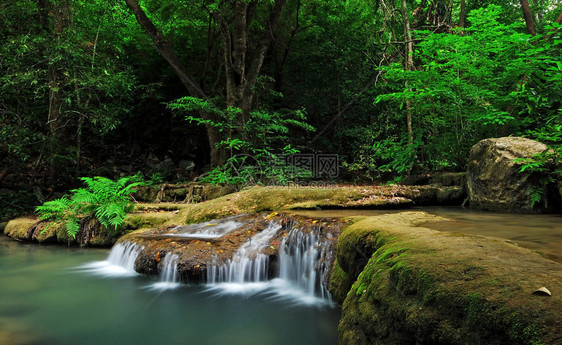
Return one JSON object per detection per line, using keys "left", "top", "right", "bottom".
{"left": 0, "top": 236, "right": 339, "bottom": 345}
{"left": 290, "top": 207, "right": 562, "bottom": 262}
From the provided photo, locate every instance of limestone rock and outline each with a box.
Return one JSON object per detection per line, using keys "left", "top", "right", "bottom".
{"left": 467, "top": 137, "right": 558, "bottom": 213}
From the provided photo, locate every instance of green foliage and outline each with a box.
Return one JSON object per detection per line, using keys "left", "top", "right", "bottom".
{"left": 36, "top": 176, "right": 142, "bottom": 237}
{"left": 169, "top": 96, "right": 315, "bottom": 187}
{"left": 514, "top": 147, "right": 561, "bottom": 207}
{"left": 374, "top": 5, "right": 561, "bottom": 174}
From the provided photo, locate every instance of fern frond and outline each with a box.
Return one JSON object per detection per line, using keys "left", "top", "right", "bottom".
{"left": 36, "top": 197, "right": 72, "bottom": 220}
{"left": 71, "top": 188, "right": 97, "bottom": 204}
{"left": 65, "top": 219, "right": 80, "bottom": 238}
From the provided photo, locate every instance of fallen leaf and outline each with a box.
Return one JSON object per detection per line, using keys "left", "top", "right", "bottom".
{"left": 533, "top": 287, "right": 552, "bottom": 296}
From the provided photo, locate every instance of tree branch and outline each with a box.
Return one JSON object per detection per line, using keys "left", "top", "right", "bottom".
{"left": 123, "top": 0, "right": 207, "bottom": 98}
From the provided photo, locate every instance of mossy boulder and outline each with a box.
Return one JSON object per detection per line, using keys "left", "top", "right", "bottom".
{"left": 173, "top": 185, "right": 444, "bottom": 224}
{"left": 331, "top": 212, "right": 562, "bottom": 345}
{"left": 467, "top": 137, "right": 559, "bottom": 213}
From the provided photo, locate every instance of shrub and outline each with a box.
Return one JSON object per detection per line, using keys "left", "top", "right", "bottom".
{"left": 36, "top": 176, "right": 142, "bottom": 237}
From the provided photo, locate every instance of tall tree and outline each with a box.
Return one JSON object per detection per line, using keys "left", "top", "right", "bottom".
{"left": 520, "top": 0, "right": 537, "bottom": 36}
{"left": 124, "top": 0, "right": 288, "bottom": 166}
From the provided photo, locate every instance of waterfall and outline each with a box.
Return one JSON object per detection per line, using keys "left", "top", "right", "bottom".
{"left": 149, "top": 252, "right": 181, "bottom": 291}
{"left": 278, "top": 228, "right": 335, "bottom": 302}
{"left": 207, "top": 222, "right": 282, "bottom": 285}
{"left": 206, "top": 220, "right": 336, "bottom": 305}
{"left": 79, "top": 242, "right": 143, "bottom": 277}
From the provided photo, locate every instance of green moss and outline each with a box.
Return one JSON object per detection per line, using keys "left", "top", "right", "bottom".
{"left": 4, "top": 218, "right": 36, "bottom": 239}
{"left": 329, "top": 260, "right": 355, "bottom": 304}
{"left": 123, "top": 214, "right": 171, "bottom": 231}
{"left": 508, "top": 319, "right": 544, "bottom": 345}
{"left": 464, "top": 292, "right": 489, "bottom": 330}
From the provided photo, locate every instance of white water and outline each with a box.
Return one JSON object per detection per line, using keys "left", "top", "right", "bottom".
{"left": 206, "top": 222, "right": 335, "bottom": 306}
{"left": 164, "top": 216, "right": 243, "bottom": 239}
{"left": 79, "top": 242, "right": 142, "bottom": 277}
{"left": 80, "top": 218, "right": 337, "bottom": 306}
{"left": 149, "top": 252, "right": 181, "bottom": 291}
{"left": 207, "top": 222, "right": 282, "bottom": 284}
{"left": 278, "top": 228, "right": 334, "bottom": 301}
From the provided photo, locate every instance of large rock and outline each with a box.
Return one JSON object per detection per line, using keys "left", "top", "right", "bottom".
{"left": 467, "top": 137, "right": 558, "bottom": 213}
{"left": 331, "top": 212, "right": 562, "bottom": 345}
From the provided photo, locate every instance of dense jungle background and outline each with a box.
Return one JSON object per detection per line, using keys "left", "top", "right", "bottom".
{"left": 1, "top": 0, "right": 561, "bottom": 222}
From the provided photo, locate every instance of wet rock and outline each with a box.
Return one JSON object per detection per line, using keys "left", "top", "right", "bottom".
{"left": 120, "top": 214, "right": 344, "bottom": 284}
{"left": 134, "top": 183, "right": 234, "bottom": 203}
{"left": 75, "top": 218, "right": 121, "bottom": 247}
{"left": 4, "top": 217, "right": 120, "bottom": 247}
{"left": 178, "top": 159, "right": 195, "bottom": 171}
{"left": 467, "top": 137, "right": 559, "bottom": 213}
{"left": 396, "top": 185, "right": 466, "bottom": 205}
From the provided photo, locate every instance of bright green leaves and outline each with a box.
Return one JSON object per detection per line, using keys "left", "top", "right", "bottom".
{"left": 36, "top": 175, "right": 142, "bottom": 238}
{"left": 373, "top": 4, "right": 561, "bottom": 173}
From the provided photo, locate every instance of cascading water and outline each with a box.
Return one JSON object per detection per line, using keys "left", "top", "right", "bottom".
{"left": 80, "top": 214, "right": 340, "bottom": 306}
{"left": 79, "top": 242, "right": 143, "bottom": 277}
{"left": 206, "top": 220, "right": 337, "bottom": 305}
{"left": 207, "top": 222, "right": 282, "bottom": 285}
{"left": 149, "top": 252, "right": 181, "bottom": 290}
{"left": 277, "top": 227, "right": 334, "bottom": 302}
{"left": 164, "top": 215, "right": 244, "bottom": 239}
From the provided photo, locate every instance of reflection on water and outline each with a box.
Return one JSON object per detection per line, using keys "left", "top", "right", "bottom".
{"left": 290, "top": 207, "right": 562, "bottom": 263}
{"left": 0, "top": 236, "right": 339, "bottom": 345}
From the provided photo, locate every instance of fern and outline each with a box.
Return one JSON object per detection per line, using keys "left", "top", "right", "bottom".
{"left": 36, "top": 175, "right": 142, "bottom": 238}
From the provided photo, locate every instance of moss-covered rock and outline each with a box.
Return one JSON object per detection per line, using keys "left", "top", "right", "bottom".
{"left": 332, "top": 212, "right": 562, "bottom": 345}
{"left": 467, "top": 137, "right": 559, "bottom": 213}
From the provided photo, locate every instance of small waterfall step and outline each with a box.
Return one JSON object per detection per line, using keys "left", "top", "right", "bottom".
{"left": 149, "top": 252, "right": 181, "bottom": 290}
{"left": 206, "top": 217, "right": 340, "bottom": 305}
{"left": 207, "top": 222, "right": 282, "bottom": 284}
{"left": 87, "top": 213, "right": 344, "bottom": 305}
{"left": 79, "top": 242, "right": 143, "bottom": 277}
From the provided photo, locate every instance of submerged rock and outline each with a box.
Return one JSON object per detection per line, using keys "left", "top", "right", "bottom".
{"left": 467, "top": 137, "right": 559, "bottom": 213}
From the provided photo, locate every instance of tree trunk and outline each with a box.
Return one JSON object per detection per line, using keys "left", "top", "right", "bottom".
{"left": 125, "top": 0, "right": 286, "bottom": 166}
{"left": 219, "top": 0, "right": 287, "bottom": 123}
{"left": 401, "top": 0, "right": 414, "bottom": 147}
{"left": 123, "top": 0, "right": 206, "bottom": 98}
{"left": 123, "top": 0, "right": 228, "bottom": 164}
{"left": 520, "top": 0, "right": 537, "bottom": 36}
{"left": 39, "top": 0, "right": 71, "bottom": 183}
{"left": 459, "top": 0, "right": 466, "bottom": 28}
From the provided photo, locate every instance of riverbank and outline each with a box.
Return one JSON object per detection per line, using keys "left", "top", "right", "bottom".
{"left": 3, "top": 185, "right": 561, "bottom": 344}
{"left": 331, "top": 212, "right": 561, "bottom": 345}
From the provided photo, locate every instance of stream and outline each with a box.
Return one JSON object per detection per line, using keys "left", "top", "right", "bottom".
{"left": 1, "top": 206, "right": 560, "bottom": 344}
{"left": 0, "top": 235, "right": 339, "bottom": 345}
